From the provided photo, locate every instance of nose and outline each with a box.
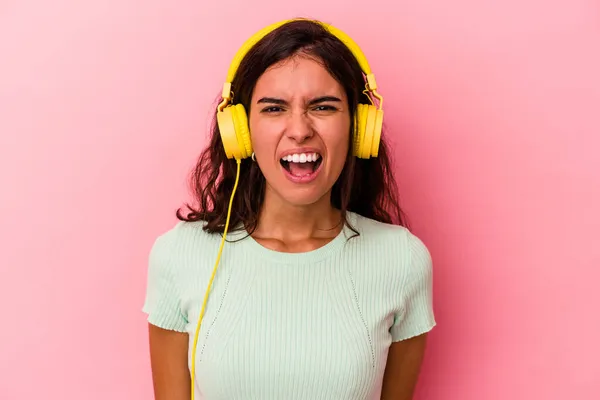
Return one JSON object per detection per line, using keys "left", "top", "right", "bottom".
{"left": 285, "top": 111, "right": 313, "bottom": 143}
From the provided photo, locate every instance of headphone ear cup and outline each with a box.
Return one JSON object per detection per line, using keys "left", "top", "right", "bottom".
{"left": 354, "top": 104, "right": 381, "bottom": 159}
{"left": 361, "top": 106, "right": 377, "bottom": 159}
{"left": 371, "top": 108, "right": 383, "bottom": 157}
{"left": 354, "top": 104, "right": 369, "bottom": 158}
{"left": 231, "top": 104, "right": 253, "bottom": 159}
{"left": 217, "top": 104, "right": 253, "bottom": 160}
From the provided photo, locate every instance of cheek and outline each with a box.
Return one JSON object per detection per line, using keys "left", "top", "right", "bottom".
{"left": 249, "top": 117, "right": 278, "bottom": 153}
{"left": 321, "top": 119, "right": 351, "bottom": 158}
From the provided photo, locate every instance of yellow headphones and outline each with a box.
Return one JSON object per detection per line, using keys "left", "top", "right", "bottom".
{"left": 217, "top": 18, "right": 384, "bottom": 162}
{"left": 190, "top": 18, "right": 384, "bottom": 399}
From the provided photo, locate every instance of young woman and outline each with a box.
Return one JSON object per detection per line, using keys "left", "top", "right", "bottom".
{"left": 143, "top": 18, "right": 436, "bottom": 400}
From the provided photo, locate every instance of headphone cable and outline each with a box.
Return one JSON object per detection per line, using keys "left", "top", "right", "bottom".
{"left": 190, "top": 158, "right": 241, "bottom": 400}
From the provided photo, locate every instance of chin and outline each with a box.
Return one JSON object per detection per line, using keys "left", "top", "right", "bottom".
{"left": 276, "top": 185, "right": 331, "bottom": 208}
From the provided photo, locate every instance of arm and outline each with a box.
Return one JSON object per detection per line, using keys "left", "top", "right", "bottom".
{"left": 143, "top": 231, "right": 191, "bottom": 399}
{"left": 380, "top": 333, "right": 428, "bottom": 400}
{"left": 148, "top": 323, "right": 191, "bottom": 400}
{"left": 382, "top": 232, "right": 436, "bottom": 398}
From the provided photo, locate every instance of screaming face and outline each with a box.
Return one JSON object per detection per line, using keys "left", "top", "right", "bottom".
{"left": 249, "top": 54, "right": 351, "bottom": 207}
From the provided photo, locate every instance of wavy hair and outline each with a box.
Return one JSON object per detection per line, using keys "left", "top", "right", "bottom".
{"left": 176, "top": 19, "right": 407, "bottom": 234}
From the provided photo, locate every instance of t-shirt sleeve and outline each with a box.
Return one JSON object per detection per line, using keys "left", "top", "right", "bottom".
{"left": 142, "top": 232, "right": 188, "bottom": 332}
{"left": 390, "top": 232, "right": 436, "bottom": 341}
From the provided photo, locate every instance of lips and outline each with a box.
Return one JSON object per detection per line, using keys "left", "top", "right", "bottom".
{"left": 278, "top": 148, "right": 324, "bottom": 184}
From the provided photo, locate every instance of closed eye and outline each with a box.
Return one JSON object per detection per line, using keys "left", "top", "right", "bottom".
{"left": 261, "top": 106, "right": 284, "bottom": 113}
{"left": 313, "top": 105, "right": 337, "bottom": 111}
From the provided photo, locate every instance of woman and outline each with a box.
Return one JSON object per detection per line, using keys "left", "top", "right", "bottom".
{"left": 143, "top": 18, "right": 436, "bottom": 400}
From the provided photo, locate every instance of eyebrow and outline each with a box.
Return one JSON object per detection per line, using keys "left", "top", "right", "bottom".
{"left": 256, "top": 96, "right": 342, "bottom": 106}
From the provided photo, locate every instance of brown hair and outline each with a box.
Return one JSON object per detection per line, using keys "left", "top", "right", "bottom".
{"left": 176, "top": 19, "right": 407, "bottom": 235}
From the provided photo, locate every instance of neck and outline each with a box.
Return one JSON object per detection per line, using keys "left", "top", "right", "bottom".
{"left": 254, "top": 188, "right": 342, "bottom": 242}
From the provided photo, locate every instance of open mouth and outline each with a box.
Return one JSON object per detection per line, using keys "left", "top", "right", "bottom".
{"left": 280, "top": 152, "right": 323, "bottom": 178}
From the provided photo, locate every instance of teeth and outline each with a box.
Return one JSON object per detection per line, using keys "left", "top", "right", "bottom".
{"left": 281, "top": 152, "right": 321, "bottom": 163}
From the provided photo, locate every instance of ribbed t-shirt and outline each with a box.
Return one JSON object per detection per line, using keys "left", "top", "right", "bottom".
{"left": 142, "top": 211, "right": 436, "bottom": 399}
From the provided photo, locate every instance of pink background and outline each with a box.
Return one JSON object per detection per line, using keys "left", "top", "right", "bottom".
{"left": 1, "top": 1, "right": 599, "bottom": 399}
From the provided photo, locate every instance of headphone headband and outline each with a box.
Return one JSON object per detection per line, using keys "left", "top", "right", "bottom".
{"left": 219, "top": 18, "right": 380, "bottom": 106}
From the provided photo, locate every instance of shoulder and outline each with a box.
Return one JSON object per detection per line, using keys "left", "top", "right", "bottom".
{"left": 153, "top": 218, "right": 223, "bottom": 245}
{"left": 348, "top": 213, "right": 436, "bottom": 339}
{"left": 349, "top": 212, "right": 431, "bottom": 259}
{"left": 148, "top": 219, "right": 225, "bottom": 266}
{"left": 347, "top": 212, "right": 433, "bottom": 281}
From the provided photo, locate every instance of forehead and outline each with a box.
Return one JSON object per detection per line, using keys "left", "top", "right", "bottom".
{"left": 252, "top": 55, "right": 345, "bottom": 100}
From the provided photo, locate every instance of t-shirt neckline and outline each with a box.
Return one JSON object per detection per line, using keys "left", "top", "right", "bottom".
{"left": 227, "top": 211, "right": 359, "bottom": 265}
